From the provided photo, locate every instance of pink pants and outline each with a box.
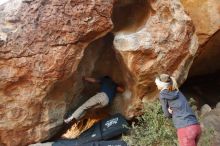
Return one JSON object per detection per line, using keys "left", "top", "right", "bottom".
{"left": 177, "top": 124, "right": 201, "bottom": 146}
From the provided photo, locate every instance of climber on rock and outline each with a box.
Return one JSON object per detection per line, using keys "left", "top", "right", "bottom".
{"left": 64, "top": 75, "right": 125, "bottom": 124}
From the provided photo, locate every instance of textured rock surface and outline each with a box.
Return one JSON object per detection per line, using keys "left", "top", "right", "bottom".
{"left": 0, "top": 0, "right": 199, "bottom": 145}
{"left": 181, "top": 0, "right": 220, "bottom": 76}
{"left": 201, "top": 103, "right": 220, "bottom": 145}
{"left": 181, "top": 0, "right": 220, "bottom": 45}
{"left": 0, "top": 0, "right": 114, "bottom": 145}
{"left": 201, "top": 104, "right": 212, "bottom": 116}
{"left": 113, "top": 0, "right": 198, "bottom": 116}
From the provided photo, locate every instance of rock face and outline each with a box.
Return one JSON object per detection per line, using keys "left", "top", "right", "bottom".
{"left": 0, "top": 0, "right": 114, "bottom": 145}
{"left": 0, "top": 0, "right": 199, "bottom": 145}
{"left": 200, "top": 103, "right": 220, "bottom": 145}
{"left": 180, "top": 0, "right": 220, "bottom": 77}
{"left": 181, "top": 0, "right": 220, "bottom": 45}
{"left": 113, "top": 0, "right": 198, "bottom": 112}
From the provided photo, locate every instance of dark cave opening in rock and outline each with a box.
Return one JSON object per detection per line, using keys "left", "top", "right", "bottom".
{"left": 49, "top": 33, "right": 134, "bottom": 141}
{"left": 64, "top": 0, "right": 153, "bottom": 124}
{"left": 50, "top": 0, "right": 153, "bottom": 141}
{"left": 181, "top": 72, "right": 220, "bottom": 108}
{"left": 112, "top": 0, "right": 153, "bottom": 33}
{"left": 81, "top": 33, "right": 126, "bottom": 98}
{"left": 181, "top": 31, "right": 220, "bottom": 108}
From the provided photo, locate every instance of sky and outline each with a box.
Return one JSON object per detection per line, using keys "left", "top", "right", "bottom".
{"left": 0, "top": 0, "right": 10, "bottom": 5}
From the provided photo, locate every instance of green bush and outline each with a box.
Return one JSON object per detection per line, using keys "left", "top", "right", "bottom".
{"left": 123, "top": 100, "right": 178, "bottom": 146}
{"left": 122, "top": 98, "right": 215, "bottom": 146}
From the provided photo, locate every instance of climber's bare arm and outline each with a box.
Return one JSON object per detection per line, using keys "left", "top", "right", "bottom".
{"left": 117, "top": 86, "right": 125, "bottom": 93}
{"left": 83, "top": 76, "right": 125, "bottom": 93}
{"left": 83, "top": 76, "right": 100, "bottom": 83}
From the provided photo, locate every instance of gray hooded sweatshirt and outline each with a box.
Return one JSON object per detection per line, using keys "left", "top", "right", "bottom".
{"left": 159, "top": 89, "right": 199, "bottom": 129}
